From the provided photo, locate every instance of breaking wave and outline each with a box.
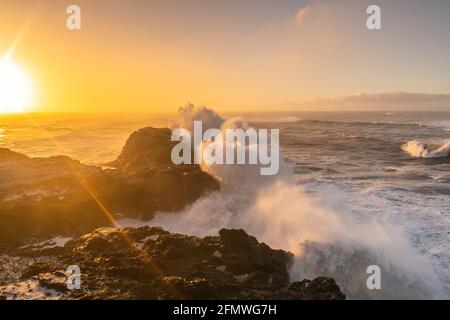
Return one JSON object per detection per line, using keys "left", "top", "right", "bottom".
{"left": 402, "top": 140, "right": 450, "bottom": 158}
{"left": 146, "top": 105, "right": 444, "bottom": 299}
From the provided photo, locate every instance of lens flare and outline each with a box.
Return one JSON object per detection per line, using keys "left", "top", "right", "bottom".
{"left": 0, "top": 59, "right": 32, "bottom": 113}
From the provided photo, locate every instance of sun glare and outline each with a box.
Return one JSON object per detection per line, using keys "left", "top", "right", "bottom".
{"left": 0, "top": 59, "right": 32, "bottom": 113}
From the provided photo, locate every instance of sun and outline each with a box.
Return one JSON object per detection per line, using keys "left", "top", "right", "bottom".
{"left": 0, "top": 59, "right": 33, "bottom": 113}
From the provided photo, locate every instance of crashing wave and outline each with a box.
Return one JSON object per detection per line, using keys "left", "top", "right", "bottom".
{"left": 402, "top": 140, "right": 450, "bottom": 158}
{"left": 145, "top": 104, "right": 444, "bottom": 299}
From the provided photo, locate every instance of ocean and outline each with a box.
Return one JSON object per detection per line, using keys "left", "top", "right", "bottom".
{"left": 1, "top": 110, "right": 449, "bottom": 299}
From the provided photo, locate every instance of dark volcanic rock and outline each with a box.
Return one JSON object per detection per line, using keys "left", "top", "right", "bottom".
{"left": 0, "top": 227, "right": 345, "bottom": 300}
{"left": 107, "top": 127, "right": 220, "bottom": 218}
{"left": 0, "top": 128, "right": 219, "bottom": 244}
{"left": 108, "top": 127, "right": 177, "bottom": 174}
{"left": 219, "top": 229, "right": 292, "bottom": 277}
{"left": 286, "top": 277, "right": 345, "bottom": 300}
{"left": 0, "top": 128, "right": 345, "bottom": 300}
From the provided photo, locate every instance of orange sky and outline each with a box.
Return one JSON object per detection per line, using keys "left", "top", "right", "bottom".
{"left": 1, "top": 0, "right": 450, "bottom": 113}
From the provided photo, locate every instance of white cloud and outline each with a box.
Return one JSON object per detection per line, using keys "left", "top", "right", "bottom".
{"left": 296, "top": 5, "right": 311, "bottom": 24}
{"left": 270, "top": 92, "right": 450, "bottom": 111}
{"left": 295, "top": 1, "right": 332, "bottom": 25}
{"left": 328, "top": 92, "right": 450, "bottom": 104}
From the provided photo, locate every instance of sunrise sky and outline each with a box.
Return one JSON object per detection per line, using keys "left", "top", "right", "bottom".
{"left": 1, "top": 0, "right": 450, "bottom": 112}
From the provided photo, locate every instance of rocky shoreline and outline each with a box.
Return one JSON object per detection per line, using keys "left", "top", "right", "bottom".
{"left": 0, "top": 227, "right": 344, "bottom": 300}
{"left": 0, "top": 127, "right": 345, "bottom": 300}
{"left": 0, "top": 127, "right": 218, "bottom": 244}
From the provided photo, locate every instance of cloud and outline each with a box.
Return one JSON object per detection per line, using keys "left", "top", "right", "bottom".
{"left": 295, "top": 1, "right": 332, "bottom": 25}
{"left": 270, "top": 92, "right": 450, "bottom": 111}
{"left": 327, "top": 92, "right": 450, "bottom": 104}
{"left": 296, "top": 5, "right": 311, "bottom": 24}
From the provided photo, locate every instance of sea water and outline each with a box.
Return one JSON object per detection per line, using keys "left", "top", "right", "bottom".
{"left": 1, "top": 110, "right": 449, "bottom": 299}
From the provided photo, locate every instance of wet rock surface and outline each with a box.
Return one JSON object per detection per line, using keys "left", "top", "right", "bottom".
{"left": 0, "top": 127, "right": 219, "bottom": 243}
{"left": 0, "top": 227, "right": 345, "bottom": 300}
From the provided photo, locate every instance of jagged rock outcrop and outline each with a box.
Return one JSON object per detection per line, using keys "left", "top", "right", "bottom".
{"left": 107, "top": 127, "right": 219, "bottom": 218}
{"left": 0, "top": 127, "right": 218, "bottom": 244}
{"left": 109, "top": 127, "right": 180, "bottom": 174}
{"left": 0, "top": 227, "right": 345, "bottom": 300}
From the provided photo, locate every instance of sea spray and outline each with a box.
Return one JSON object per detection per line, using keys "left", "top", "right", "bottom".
{"left": 402, "top": 139, "right": 450, "bottom": 158}
{"left": 170, "top": 120, "right": 280, "bottom": 175}
{"left": 150, "top": 105, "right": 444, "bottom": 299}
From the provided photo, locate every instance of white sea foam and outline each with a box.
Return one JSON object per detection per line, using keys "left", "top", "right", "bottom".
{"left": 402, "top": 140, "right": 450, "bottom": 158}
{"left": 146, "top": 105, "right": 444, "bottom": 299}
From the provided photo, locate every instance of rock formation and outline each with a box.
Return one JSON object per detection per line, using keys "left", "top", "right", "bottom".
{"left": 0, "top": 126, "right": 345, "bottom": 300}
{"left": 0, "top": 227, "right": 345, "bottom": 300}
{"left": 0, "top": 127, "right": 218, "bottom": 244}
